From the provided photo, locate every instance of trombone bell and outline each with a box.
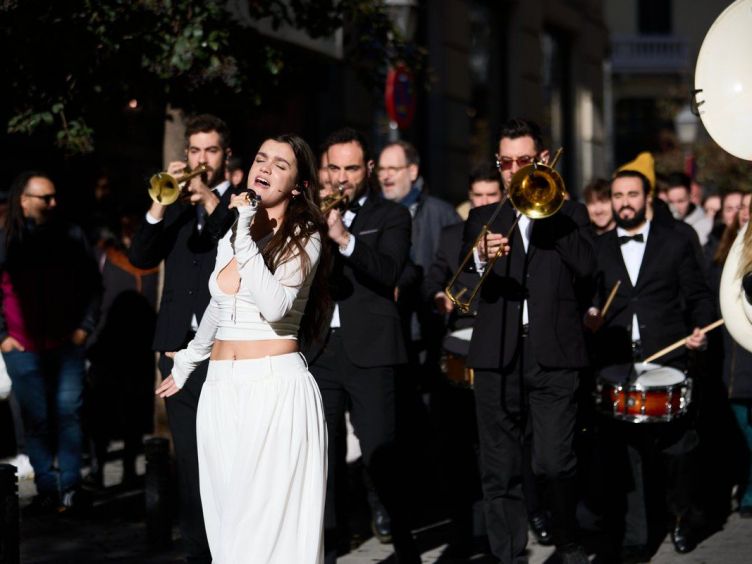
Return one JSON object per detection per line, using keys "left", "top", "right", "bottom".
{"left": 444, "top": 148, "right": 566, "bottom": 312}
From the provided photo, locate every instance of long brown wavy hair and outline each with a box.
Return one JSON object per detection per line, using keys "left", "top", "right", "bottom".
{"left": 239, "top": 134, "right": 331, "bottom": 343}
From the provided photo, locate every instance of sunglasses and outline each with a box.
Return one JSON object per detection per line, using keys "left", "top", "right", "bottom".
{"left": 495, "top": 155, "right": 537, "bottom": 171}
{"left": 24, "top": 193, "right": 57, "bottom": 204}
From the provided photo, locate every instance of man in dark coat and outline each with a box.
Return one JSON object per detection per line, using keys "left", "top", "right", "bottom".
{"left": 307, "top": 128, "right": 419, "bottom": 564}
{"left": 464, "top": 118, "right": 595, "bottom": 564}
{"left": 129, "top": 114, "right": 235, "bottom": 564}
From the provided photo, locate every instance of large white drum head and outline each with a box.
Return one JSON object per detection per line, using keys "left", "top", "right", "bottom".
{"left": 633, "top": 363, "right": 685, "bottom": 388}
{"left": 720, "top": 223, "right": 752, "bottom": 352}
{"left": 695, "top": 0, "right": 752, "bottom": 160}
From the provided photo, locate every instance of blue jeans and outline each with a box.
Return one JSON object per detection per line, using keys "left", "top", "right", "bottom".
{"left": 731, "top": 401, "right": 752, "bottom": 509}
{"left": 3, "top": 344, "right": 85, "bottom": 496}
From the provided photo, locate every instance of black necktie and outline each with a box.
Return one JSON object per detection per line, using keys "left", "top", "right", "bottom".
{"left": 196, "top": 188, "right": 220, "bottom": 231}
{"left": 618, "top": 233, "right": 644, "bottom": 245}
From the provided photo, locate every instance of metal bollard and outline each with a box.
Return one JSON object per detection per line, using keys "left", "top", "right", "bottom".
{"left": 144, "top": 437, "right": 172, "bottom": 547}
{"left": 0, "top": 464, "right": 19, "bottom": 564}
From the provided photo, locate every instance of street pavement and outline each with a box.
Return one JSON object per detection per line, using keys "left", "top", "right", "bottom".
{"left": 11, "top": 454, "right": 752, "bottom": 563}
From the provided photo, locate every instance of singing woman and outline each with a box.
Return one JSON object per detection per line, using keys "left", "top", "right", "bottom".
{"left": 156, "top": 134, "right": 330, "bottom": 563}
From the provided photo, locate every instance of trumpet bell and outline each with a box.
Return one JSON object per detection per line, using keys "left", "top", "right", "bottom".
{"left": 509, "top": 164, "right": 566, "bottom": 219}
{"left": 148, "top": 173, "right": 181, "bottom": 205}
{"left": 320, "top": 186, "right": 349, "bottom": 214}
{"left": 695, "top": 0, "right": 752, "bottom": 160}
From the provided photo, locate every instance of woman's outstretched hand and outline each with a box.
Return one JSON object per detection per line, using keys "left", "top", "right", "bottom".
{"left": 155, "top": 374, "right": 181, "bottom": 398}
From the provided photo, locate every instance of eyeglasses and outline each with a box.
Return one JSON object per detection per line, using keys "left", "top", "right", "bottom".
{"left": 23, "top": 193, "right": 57, "bottom": 204}
{"left": 495, "top": 155, "right": 537, "bottom": 171}
{"left": 376, "top": 165, "right": 408, "bottom": 175}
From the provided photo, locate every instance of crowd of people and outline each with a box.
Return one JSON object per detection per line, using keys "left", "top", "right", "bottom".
{"left": 0, "top": 114, "right": 751, "bottom": 564}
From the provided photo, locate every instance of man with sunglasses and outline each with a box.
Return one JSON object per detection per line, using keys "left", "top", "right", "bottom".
{"left": 0, "top": 171, "right": 101, "bottom": 514}
{"left": 464, "top": 118, "right": 595, "bottom": 564}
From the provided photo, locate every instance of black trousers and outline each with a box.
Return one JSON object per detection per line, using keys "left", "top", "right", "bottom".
{"left": 310, "top": 330, "right": 410, "bottom": 564}
{"left": 159, "top": 354, "right": 211, "bottom": 564}
{"left": 599, "top": 416, "right": 699, "bottom": 549}
{"left": 474, "top": 335, "right": 579, "bottom": 564}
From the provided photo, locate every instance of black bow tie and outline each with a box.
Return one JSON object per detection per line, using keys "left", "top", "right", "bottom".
{"left": 347, "top": 201, "right": 362, "bottom": 214}
{"left": 618, "top": 233, "right": 644, "bottom": 245}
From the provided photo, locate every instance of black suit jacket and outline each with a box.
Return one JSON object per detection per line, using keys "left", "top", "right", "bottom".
{"left": 464, "top": 199, "right": 595, "bottom": 370}
{"left": 593, "top": 221, "right": 715, "bottom": 367}
{"left": 128, "top": 190, "right": 234, "bottom": 352}
{"left": 306, "top": 196, "right": 412, "bottom": 367}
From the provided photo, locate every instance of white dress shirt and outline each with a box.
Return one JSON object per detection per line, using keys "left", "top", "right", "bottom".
{"left": 472, "top": 212, "right": 533, "bottom": 325}
{"left": 617, "top": 220, "right": 651, "bottom": 341}
{"left": 518, "top": 214, "right": 533, "bottom": 325}
{"left": 330, "top": 196, "right": 367, "bottom": 328}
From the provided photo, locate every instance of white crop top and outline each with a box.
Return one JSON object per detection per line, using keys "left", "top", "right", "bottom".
{"left": 171, "top": 204, "right": 321, "bottom": 388}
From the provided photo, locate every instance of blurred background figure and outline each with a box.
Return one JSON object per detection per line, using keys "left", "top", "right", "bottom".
{"left": 583, "top": 178, "right": 615, "bottom": 235}
{"left": 319, "top": 150, "right": 333, "bottom": 197}
{"left": 666, "top": 172, "right": 713, "bottom": 245}
{"left": 226, "top": 155, "right": 245, "bottom": 191}
{"left": 85, "top": 211, "right": 158, "bottom": 489}
{"left": 704, "top": 193, "right": 722, "bottom": 223}
{"left": 707, "top": 190, "right": 746, "bottom": 263}
{"left": 0, "top": 171, "right": 102, "bottom": 514}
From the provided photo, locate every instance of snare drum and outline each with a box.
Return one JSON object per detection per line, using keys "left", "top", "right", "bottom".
{"left": 441, "top": 327, "right": 475, "bottom": 389}
{"left": 596, "top": 362, "right": 692, "bottom": 423}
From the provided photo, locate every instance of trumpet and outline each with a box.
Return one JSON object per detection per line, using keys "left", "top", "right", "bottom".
{"left": 320, "top": 183, "right": 350, "bottom": 214}
{"left": 148, "top": 163, "right": 213, "bottom": 205}
{"left": 445, "top": 149, "right": 566, "bottom": 312}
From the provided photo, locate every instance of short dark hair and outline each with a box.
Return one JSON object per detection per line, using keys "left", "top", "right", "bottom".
{"left": 665, "top": 172, "right": 691, "bottom": 192}
{"left": 498, "top": 118, "right": 545, "bottom": 153}
{"left": 469, "top": 163, "right": 501, "bottom": 189}
{"left": 381, "top": 140, "right": 420, "bottom": 167}
{"left": 321, "top": 127, "right": 372, "bottom": 164}
{"left": 583, "top": 178, "right": 610, "bottom": 203}
{"left": 184, "top": 114, "right": 231, "bottom": 151}
{"left": 611, "top": 170, "right": 651, "bottom": 196}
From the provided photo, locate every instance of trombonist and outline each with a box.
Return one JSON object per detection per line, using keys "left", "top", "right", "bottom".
{"left": 129, "top": 114, "right": 235, "bottom": 564}
{"left": 463, "top": 119, "right": 595, "bottom": 564}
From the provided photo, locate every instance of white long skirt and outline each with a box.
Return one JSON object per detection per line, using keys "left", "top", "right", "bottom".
{"left": 196, "top": 353, "right": 327, "bottom": 563}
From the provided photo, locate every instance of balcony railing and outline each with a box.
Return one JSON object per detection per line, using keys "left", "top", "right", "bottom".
{"left": 610, "top": 34, "right": 690, "bottom": 74}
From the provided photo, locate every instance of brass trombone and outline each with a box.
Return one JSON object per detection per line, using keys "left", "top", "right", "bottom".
{"left": 445, "top": 149, "right": 566, "bottom": 312}
{"left": 320, "top": 183, "right": 350, "bottom": 214}
{"left": 148, "top": 163, "right": 213, "bottom": 205}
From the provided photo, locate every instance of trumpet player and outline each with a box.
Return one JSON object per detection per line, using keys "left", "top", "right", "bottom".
{"left": 129, "top": 114, "right": 235, "bottom": 564}
{"left": 304, "top": 128, "right": 419, "bottom": 564}
{"left": 465, "top": 119, "right": 595, "bottom": 564}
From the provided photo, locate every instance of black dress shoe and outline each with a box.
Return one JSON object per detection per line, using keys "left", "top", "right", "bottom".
{"left": 529, "top": 511, "right": 553, "bottom": 546}
{"left": 372, "top": 506, "right": 393, "bottom": 544}
{"left": 671, "top": 518, "right": 697, "bottom": 554}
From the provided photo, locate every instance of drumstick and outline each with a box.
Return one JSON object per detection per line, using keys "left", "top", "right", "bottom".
{"left": 600, "top": 280, "right": 621, "bottom": 317}
{"left": 642, "top": 319, "right": 725, "bottom": 364}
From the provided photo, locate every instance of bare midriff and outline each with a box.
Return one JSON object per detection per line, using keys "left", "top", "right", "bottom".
{"left": 210, "top": 339, "right": 299, "bottom": 360}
